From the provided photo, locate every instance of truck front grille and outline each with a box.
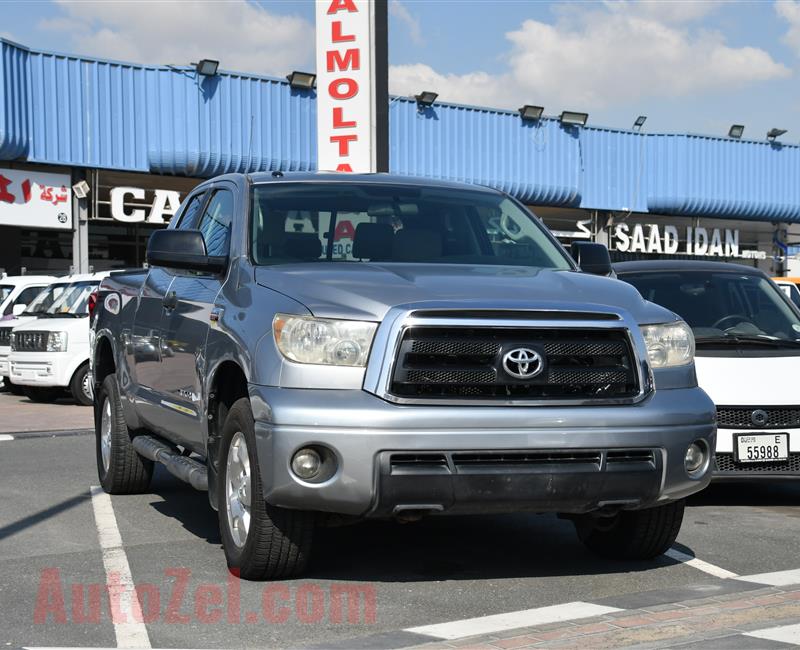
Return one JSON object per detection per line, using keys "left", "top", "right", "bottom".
{"left": 0, "top": 327, "right": 11, "bottom": 347}
{"left": 717, "top": 406, "right": 800, "bottom": 430}
{"left": 12, "top": 331, "right": 48, "bottom": 352}
{"left": 390, "top": 326, "right": 639, "bottom": 401}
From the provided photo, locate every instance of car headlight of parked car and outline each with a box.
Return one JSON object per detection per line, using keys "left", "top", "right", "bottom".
{"left": 47, "top": 331, "right": 68, "bottom": 352}
{"left": 273, "top": 314, "right": 377, "bottom": 367}
{"left": 640, "top": 321, "right": 694, "bottom": 368}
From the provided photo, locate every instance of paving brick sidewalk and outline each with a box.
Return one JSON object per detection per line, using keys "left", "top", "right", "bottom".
{"left": 410, "top": 586, "right": 800, "bottom": 649}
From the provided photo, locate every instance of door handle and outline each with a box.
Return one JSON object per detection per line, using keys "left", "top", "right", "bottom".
{"left": 162, "top": 291, "right": 177, "bottom": 311}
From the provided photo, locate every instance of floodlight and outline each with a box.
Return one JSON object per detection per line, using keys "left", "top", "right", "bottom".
{"left": 560, "top": 110, "right": 589, "bottom": 127}
{"left": 767, "top": 128, "right": 787, "bottom": 141}
{"left": 518, "top": 105, "right": 544, "bottom": 121}
{"left": 194, "top": 59, "right": 219, "bottom": 76}
{"left": 286, "top": 71, "right": 316, "bottom": 90}
{"left": 728, "top": 124, "right": 745, "bottom": 139}
{"left": 633, "top": 115, "right": 647, "bottom": 130}
{"left": 415, "top": 91, "right": 438, "bottom": 107}
{"left": 72, "top": 180, "right": 90, "bottom": 199}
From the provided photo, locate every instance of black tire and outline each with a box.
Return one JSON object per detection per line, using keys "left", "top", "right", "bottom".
{"left": 3, "top": 377, "right": 24, "bottom": 395}
{"left": 576, "top": 499, "right": 685, "bottom": 560}
{"left": 69, "top": 363, "right": 93, "bottom": 406}
{"left": 217, "top": 398, "right": 314, "bottom": 580}
{"left": 95, "top": 373, "right": 153, "bottom": 494}
{"left": 23, "top": 386, "right": 62, "bottom": 403}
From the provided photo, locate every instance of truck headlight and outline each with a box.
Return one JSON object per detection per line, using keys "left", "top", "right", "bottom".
{"left": 273, "top": 314, "right": 377, "bottom": 367}
{"left": 47, "top": 331, "right": 68, "bottom": 352}
{"left": 640, "top": 321, "right": 694, "bottom": 368}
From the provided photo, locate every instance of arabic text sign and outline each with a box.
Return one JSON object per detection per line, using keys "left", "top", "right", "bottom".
{"left": 0, "top": 168, "right": 72, "bottom": 230}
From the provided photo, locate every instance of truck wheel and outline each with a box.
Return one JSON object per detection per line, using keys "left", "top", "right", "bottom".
{"left": 69, "top": 363, "right": 93, "bottom": 406}
{"left": 217, "top": 398, "right": 314, "bottom": 580}
{"left": 576, "top": 499, "right": 685, "bottom": 560}
{"left": 96, "top": 373, "right": 153, "bottom": 494}
{"left": 3, "top": 377, "right": 24, "bottom": 395}
{"left": 23, "top": 386, "right": 62, "bottom": 403}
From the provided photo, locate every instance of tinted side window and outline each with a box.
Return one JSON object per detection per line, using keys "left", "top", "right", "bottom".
{"left": 176, "top": 192, "right": 207, "bottom": 230}
{"left": 197, "top": 189, "right": 233, "bottom": 256}
{"left": 4, "top": 285, "right": 44, "bottom": 315}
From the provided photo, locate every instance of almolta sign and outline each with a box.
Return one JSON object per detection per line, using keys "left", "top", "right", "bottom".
{"left": 613, "top": 223, "right": 743, "bottom": 257}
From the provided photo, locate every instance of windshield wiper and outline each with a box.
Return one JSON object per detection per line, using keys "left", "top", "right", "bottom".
{"left": 47, "top": 312, "right": 85, "bottom": 318}
{"left": 695, "top": 334, "right": 800, "bottom": 348}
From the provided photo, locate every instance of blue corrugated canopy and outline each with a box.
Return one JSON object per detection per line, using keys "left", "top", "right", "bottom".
{"left": 2, "top": 38, "right": 799, "bottom": 222}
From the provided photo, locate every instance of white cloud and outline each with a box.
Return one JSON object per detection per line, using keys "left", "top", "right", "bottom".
{"left": 390, "top": 0, "right": 423, "bottom": 45}
{"left": 39, "top": 0, "right": 313, "bottom": 77}
{"left": 776, "top": 0, "right": 800, "bottom": 56}
{"left": 390, "top": 2, "right": 790, "bottom": 111}
{"left": 602, "top": 0, "right": 719, "bottom": 24}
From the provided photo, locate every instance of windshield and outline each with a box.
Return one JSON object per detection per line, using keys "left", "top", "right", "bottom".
{"left": 620, "top": 270, "right": 800, "bottom": 343}
{"left": 46, "top": 281, "right": 98, "bottom": 316}
{"left": 0, "top": 285, "right": 13, "bottom": 303}
{"left": 250, "top": 183, "right": 573, "bottom": 270}
{"left": 24, "top": 283, "right": 72, "bottom": 315}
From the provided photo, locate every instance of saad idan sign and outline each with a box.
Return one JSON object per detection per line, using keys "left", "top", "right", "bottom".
{"left": 316, "top": 0, "right": 386, "bottom": 173}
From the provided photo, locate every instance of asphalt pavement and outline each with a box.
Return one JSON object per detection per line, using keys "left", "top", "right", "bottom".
{"left": 2, "top": 397, "right": 800, "bottom": 649}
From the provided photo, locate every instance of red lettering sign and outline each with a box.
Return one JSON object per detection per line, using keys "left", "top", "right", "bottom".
{"left": 332, "top": 107, "right": 356, "bottom": 129}
{"left": 332, "top": 21, "right": 355, "bottom": 42}
{"left": 0, "top": 175, "right": 15, "bottom": 204}
{"left": 334, "top": 220, "right": 356, "bottom": 241}
{"left": 330, "top": 134, "right": 358, "bottom": 156}
{"left": 329, "top": 78, "right": 358, "bottom": 100}
{"left": 326, "top": 48, "right": 360, "bottom": 72}
{"left": 327, "top": 0, "right": 358, "bottom": 14}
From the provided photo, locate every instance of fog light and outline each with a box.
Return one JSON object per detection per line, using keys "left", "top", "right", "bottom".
{"left": 291, "top": 448, "right": 321, "bottom": 480}
{"left": 685, "top": 442, "right": 706, "bottom": 474}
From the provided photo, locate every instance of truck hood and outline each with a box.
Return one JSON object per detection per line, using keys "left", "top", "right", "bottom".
{"left": 695, "top": 355, "right": 800, "bottom": 408}
{"left": 255, "top": 263, "right": 672, "bottom": 323}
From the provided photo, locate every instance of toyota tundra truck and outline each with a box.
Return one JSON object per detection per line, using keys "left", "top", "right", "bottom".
{"left": 92, "top": 172, "right": 716, "bottom": 580}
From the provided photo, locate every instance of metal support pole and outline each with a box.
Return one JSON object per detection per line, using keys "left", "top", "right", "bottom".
{"left": 373, "top": 0, "right": 389, "bottom": 172}
{"left": 71, "top": 170, "right": 90, "bottom": 274}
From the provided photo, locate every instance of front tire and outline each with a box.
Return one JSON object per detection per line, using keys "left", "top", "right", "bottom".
{"left": 95, "top": 373, "right": 153, "bottom": 494}
{"left": 3, "top": 377, "right": 24, "bottom": 395}
{"left": 70, "top": 363, "right": 93, "bottom": 406}
{"left": 576, "top": 499, "right": 685, "bottom": 560}
{"left": 217, "top": 398, "right": 314, "bottom": 580}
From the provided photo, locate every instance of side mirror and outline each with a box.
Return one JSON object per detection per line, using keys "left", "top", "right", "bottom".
{"left": 570, "top": 242, "right": 613, "bottom": 276}
{"left": 146, "top": 229, "right": 227, "bottom": 274}
{"left": 12, "top": 303, "right": 26, "bottom": 316}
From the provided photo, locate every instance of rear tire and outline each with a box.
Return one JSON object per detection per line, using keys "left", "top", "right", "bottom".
{"left": 23, "top": 386, "right": 62, "bottom": 403}
{"left": 95, "top": 373, "right": 153, "bottom": 494}
{"left": 217, "top": 398, "right": 314, "bottom": 580}
{"left": 576, "top": 499, "right": 685, "bottom": 560}
{"left": 69, "top": 363, "right": 93, "bottom": 406}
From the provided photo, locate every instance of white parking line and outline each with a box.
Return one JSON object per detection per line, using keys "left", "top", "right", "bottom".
{"left": 405, "top": 601, "right": 623, "bottom": 640}
{"left": 0, "top": 434, "right": 14, "bottom": 441}
{"left": 737, "top": 568, "right": 800, "bottom": 587}
{"left": 665, "top": 548, "right": 739, "bottom": 580}
{"left": 90, "top": 485, "right": 151, "bottom": 649}
{"left": 745, "top": 622, "right": 800, "bottom": 644}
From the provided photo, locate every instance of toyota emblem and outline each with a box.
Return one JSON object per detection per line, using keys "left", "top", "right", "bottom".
{"left": 751, "top": 409, "right": 769, "bottom": 427}
{"left": 502, "top": 347, "right": 544, "bottom": 379}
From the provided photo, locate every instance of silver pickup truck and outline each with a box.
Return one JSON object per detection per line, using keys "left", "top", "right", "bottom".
{"left": 92, "top": 172, "right": 716, "bottom": 579}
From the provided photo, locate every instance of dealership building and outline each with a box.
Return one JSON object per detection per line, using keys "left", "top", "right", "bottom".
{"left": 1, "top": 37, "right": 799, "bottom": 275}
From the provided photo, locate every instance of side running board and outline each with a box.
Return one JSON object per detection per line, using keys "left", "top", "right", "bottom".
{"left": 132, "top": 435, "right": 208, "bottom": 491}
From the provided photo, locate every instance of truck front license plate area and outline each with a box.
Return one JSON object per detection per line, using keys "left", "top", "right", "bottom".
{"left": 735, "top": 433, "right": 789, "bottom": 463}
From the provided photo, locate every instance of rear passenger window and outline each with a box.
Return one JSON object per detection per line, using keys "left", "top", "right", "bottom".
{"left": 197, "top": 190, "right": 233, "bottom": 257}
{"left": 175, "top": 192, "right": 207, "bottom": 230}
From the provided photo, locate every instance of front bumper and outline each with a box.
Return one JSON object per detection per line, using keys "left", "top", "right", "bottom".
{"left": 9, "top": 351, "right": 75, "bottom": 388}
{"left": 0, "top": 348, "right": 8, "bottom": 378}
{"left": 249, "top": 385, "right": 716, "bottom": 517}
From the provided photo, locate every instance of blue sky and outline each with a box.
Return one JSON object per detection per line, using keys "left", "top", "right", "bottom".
{"left": 2, "top": 0, "right": 800, "bottom": 140}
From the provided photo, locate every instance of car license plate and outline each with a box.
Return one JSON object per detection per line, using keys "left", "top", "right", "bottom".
{"left": 735, "top": 433, "right": 789, "bottom": 463}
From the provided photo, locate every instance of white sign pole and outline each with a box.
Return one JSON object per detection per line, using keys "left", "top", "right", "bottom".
{"left": 316, "top": 0, "right": 388, "bottom": 173}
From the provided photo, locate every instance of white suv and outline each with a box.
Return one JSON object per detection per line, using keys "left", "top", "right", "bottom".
{"left": 9, "top": 272, "right": 109, "bottom": 405}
